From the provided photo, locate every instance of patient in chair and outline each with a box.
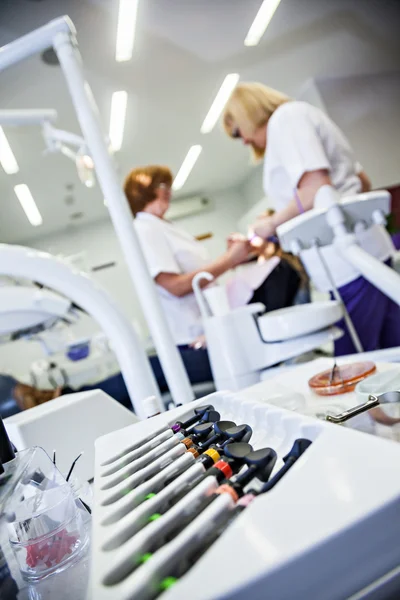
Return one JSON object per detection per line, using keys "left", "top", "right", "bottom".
{"left": 227, "top": 209, "right": 310, "bottom": 311}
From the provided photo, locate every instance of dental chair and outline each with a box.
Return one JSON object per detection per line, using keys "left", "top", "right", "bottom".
{"left": 192, "top": 273, "right": 343, "bottom": 391}
{"left": 194, "top": 189, "right": 400, "bottom": 393}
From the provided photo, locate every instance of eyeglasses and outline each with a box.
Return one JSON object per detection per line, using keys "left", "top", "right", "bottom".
{"left": 231, "top": 127, "right": 241, "bottom": 139}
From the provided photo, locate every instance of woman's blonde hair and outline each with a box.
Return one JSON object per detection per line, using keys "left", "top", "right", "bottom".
{"left": 223, "top": 82, "right": 290, "bottom": 160}
{"left": 124, "top": 165, "right": 173, "bottom": 216}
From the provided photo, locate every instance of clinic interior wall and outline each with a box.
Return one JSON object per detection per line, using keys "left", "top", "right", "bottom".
{"left": 315, "top": 71, "right": 400, "bottom": 189}
{"left": 0, "top": 187, "right": 246, "bottom": 379}
{"left": 239, "top": 166, "right": 267, "bottom": 212}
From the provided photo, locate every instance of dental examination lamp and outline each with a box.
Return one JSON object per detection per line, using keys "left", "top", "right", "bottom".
{"left": 193, "top": 272, "right": 343, "bottom": 391}
{"left": 0, "top": 109, "right": 96, "bottom": 189}
{"left": 0, "top": 244, "right": 163, "bottom": 419}
{"left": 0, "top": 17, "right": 193, "bottom": 407}
{"left": 42, "top": 120, "right": 97, "bottom": 189}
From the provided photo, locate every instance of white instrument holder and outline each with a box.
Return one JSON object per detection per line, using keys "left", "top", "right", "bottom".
{"left": 277, "top": 190, "right": 392, "bottom": 253}
{"left": 91, "top": 393, "right": 400, "bottom": 600}
{"left": 277, "top": 190, "right": 395, "bottom": 353}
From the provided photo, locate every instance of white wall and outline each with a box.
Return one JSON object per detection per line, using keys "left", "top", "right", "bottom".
{"left": 314, "top": 71, "right": 400, "bottom": 188}
{"left": 0, "top": 187, "right": 246, "bottom": 378}
{"left": 240, "top": 165, "right": 264, "bottom": 210}
{"left": 297, "top": 78, "right": 329, "bottom": 112}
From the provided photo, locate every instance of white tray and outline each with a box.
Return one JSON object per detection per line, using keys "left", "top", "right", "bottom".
{"left": 91, "top": 392, "right": 400, "bottom": 600}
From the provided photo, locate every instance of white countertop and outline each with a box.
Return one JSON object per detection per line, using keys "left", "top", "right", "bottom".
{"left": 238, "top": 357, "right": 400, "bottom": 441}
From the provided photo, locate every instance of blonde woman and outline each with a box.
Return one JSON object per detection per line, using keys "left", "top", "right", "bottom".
{"left": 223, "top": 83, "right": 400, "bottom": 355}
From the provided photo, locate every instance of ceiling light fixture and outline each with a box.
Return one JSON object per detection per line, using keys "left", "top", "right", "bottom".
{"left": 172, "top": 145, "right": 202, "bottom": 191}
{"left": 0, "top": 126, "right": 19, "bottom": 174}
{"left": 200, "top": 73, "right": 240, "bottom": 134}
{"left": 115, "top": 0, "right": 139, "bottom": 62}
{"left": 14, "top": 184, "right": 43, "bottom": 227}
{"left": 109, "top": 90, "right": 128, "bottom": 152}
{"left": 244, "top": 0, "right": 282, "bottom": 47}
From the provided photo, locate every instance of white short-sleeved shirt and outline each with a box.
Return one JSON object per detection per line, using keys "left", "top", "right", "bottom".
{"left": 263, "top": 101, "right": 362, "bottom": 211}
{"left": 263, "top": 101, "right": 393, "bottom": 288}
{"left": 134, "top": 212, "right": 209, "bottom": 345}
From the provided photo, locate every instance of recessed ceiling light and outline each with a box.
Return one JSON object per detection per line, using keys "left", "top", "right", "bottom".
{"left": 200, "top": 73, "right": 240, "bottom": 134}
{"left": 172, "top": 145, "right": 202, "bottom": 191}
{"left": 244, "top": 0, "right": 282, "bottom": 47}
{"left": 14, "top": 184, "right": 43, "bottom": 227}
{"left": 0, "top": 127, "right": 19, "bottom": 174}
{"left": 109, "top": 91, "right": 128, "bottom": 152}
{"left": 116, "top": 0, "right": 139, "bottom": 62}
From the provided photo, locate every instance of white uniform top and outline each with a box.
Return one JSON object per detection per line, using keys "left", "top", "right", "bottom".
{"left": 263, "top": 101, "right": 393, "bottom": 289}
{"left": 134, "top": 212, "right": 208, "bottom": 345}
{"left": 263, "top": 101, "right": 362, "bottom": 210}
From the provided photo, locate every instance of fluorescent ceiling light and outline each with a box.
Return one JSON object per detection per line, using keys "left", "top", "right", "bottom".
{"left": 172, "top": 145, "right": 202, "bottom": 191}
{"left": 200, "top": 73, "right": 240, "bottom": 134}
{"left": 14, "top": 184, "right": 43, "bottom": 227}
{"left": 109, "top": 91, "right": 128, "bottom": 152}
{"left": 244, "top": 0, "right": 282, "bottom": 47}
{"left": 116, "top": 0, "right": 139, "bottom": 62}
{"left": 0, "top": 126, "right": 19, "bottom": 174}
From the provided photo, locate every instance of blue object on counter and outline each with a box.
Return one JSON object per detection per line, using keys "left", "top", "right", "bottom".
{"left": 66, "top": 341, "right": 91, "bottom": 362}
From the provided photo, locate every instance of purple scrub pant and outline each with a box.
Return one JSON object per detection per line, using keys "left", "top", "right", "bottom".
{"left": 333, "top": 264, "right": 400, "bottom": 356}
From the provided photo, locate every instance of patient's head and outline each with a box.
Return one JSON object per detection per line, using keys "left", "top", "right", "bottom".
{"left": 124, "top": 165, "right": 173, "bottom": 218}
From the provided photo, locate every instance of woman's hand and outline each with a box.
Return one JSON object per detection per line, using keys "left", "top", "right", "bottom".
{"left": 190, "top": 335, "right": 207, "bottom": 350}
{"left": 226, "top": 239, "right": 252, "bottom": 267}
{"left": 227, "top": 233, "right": 247, "bottom": 249}
{"left": 253, "top": 215, "right": 277, "bottom": 239}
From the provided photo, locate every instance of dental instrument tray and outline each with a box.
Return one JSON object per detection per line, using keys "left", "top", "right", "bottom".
{"left": 92, "top": 392, "right": 400, "bottom": 600}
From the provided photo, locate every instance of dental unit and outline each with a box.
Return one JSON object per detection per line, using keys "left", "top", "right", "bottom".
{"left": 3, "top": 15, "right": 400, "bottom": 600}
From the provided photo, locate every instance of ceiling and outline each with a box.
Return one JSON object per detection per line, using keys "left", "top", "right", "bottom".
{"left": 0, "top": 0, "right": 399, "bottom": 244}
